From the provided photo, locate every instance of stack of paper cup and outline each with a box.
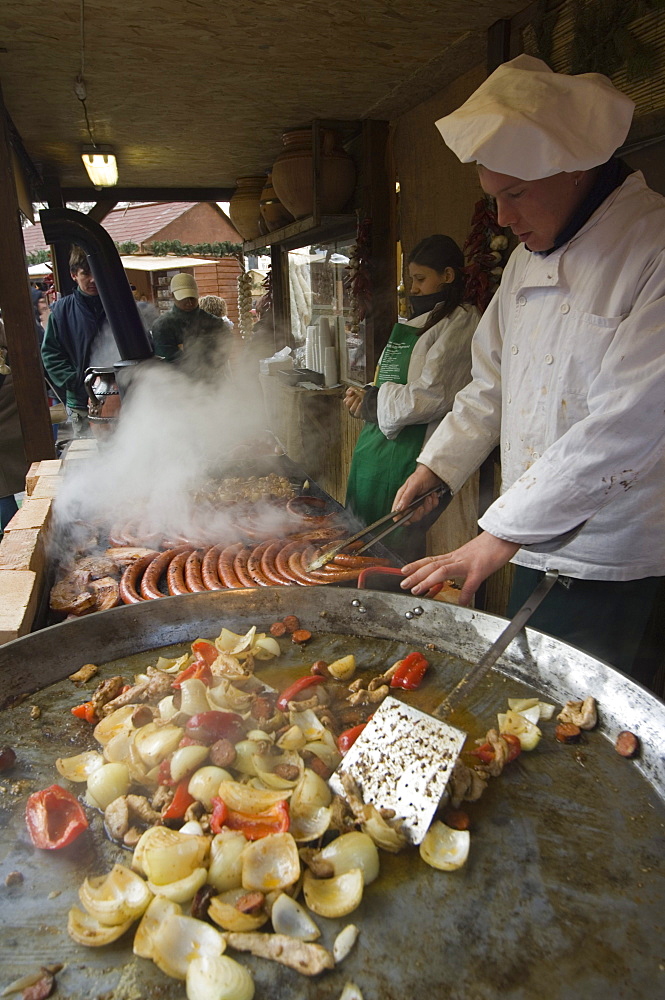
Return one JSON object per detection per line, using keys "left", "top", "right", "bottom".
{"left": 324, "top": 346, "right": 338, "bottom": 387}
{"left": 305, "top": 326, "right": 318, "bottom": 370}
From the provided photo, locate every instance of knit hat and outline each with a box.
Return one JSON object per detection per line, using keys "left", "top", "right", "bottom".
{"left": 435, "top": 55, "right": 635, "bottom": 180}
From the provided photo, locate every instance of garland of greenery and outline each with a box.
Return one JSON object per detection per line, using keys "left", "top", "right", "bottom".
{"left": 26, "top": 239, "right": 244, "bottom": 268}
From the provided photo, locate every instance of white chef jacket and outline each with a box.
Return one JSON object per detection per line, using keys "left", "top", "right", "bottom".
{"left": 376, "top": 304, "right": 479, "bottom": 444}
{"left": 418, "top": 171, "right": 665, "bottom": 581}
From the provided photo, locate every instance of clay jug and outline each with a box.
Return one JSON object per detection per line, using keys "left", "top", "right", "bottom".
{"left": 259, "top": 172, "right": 294, "bottom": 232}
{"left": 271, "top": 128, "right": 356, "bottom": 220}
{"left": 228, "top": 176, "right": 264, "bottom": 240}
{"left": 85, "top": 367, "right": 121, "bottom": 439}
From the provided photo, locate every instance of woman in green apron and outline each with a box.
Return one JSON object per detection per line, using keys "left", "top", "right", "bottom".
{"left": 345, "top": 235, "right": 479, "bottom": 561}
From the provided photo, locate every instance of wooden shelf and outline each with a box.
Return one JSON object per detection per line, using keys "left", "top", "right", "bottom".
{"left": 243, "top": 214, "right": 357, "bottom": 253}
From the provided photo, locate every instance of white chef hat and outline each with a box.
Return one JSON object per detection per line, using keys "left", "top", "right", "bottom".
{"left": 435, "top": 54, "right": 635, "bottom": 180}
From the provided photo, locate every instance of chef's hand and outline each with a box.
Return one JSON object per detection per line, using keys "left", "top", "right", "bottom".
{"left": 392, "top": 464, "right": 442, "bottom": 523}
{"left": 400, "top": 531, "right": 520, "bottom": 607}
{"left": 344, "top": 386, "right": 365, "bottom": 418}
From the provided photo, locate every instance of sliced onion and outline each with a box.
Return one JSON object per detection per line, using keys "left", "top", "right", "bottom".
{"left": 270, "top": 892, "right": 320, "bottom": 941}
{"left": 302, "top": 740, "right": 341, "bottom": 771}
{"left": 419, "top": 820, "right": 470, "bottom": 871}
{"left": 157, "top": 652, "right": 192, "bottom": 673}
{"left": 327, "top": 654, "right": 356, "bottom": 681}
{"left": 333, "top": 924, "right": 360, "bottom": 963}
{"left": 537, "top": 701, "right": 556, "bottom": 720}
{"left": 289, "top": 708, "right": 326, "bottom": 741}
{"left": 147, "top": 866, "right": 208, "bottom": 903}
{"left": 133, "top": 723, "right": 184, "bottom": 768}
{"left": 360, "top": 808, "right": 407, "bottom": 854}
{"left": 85, "top": 762, "right": 129, "bottom": 811}
{"left": 133, "top": 895, "right": 182, "bottom": 959}
{"left": 178, "top": 678, "right": 213, "bottom": 717}
{"left": 207, "top": 680, "right": 252, "bottom": 714}
{"left": 188, "top": 766, "right": 233, "bottom": 810}
{"left": 151, "top": 913, "right": 225, "bottom": 980}
{"left": 186, "top": 954, "right": 255, "bottom": 1000}
{"left": 133, "top": 826, "right": 209, "bottom": 885}
{"left": 253, "top": 635, "right": 281, "bottom": 659}
{"left": 208, "top": 889, "right": 269, "bottom": 932}
{"left": 229, "top": 740, "right": 260, "bottom": 776}
{"left": 216, "top": 626, "right": 256, "bottom": 655}
{"left": 79, "top": 864, "right": 153, "bottom": 926}
{"left": 302, "top": 868, "right": 364, "bottom": 918}
{"left": 507, "top": 697, "right": 539, "bottom": 713}
{"left": 241, "top": 832, "right": 300, "bottom": 892}
{"left": 517, "top": 704, "right": 541, "bottom": 725}
{"left": 55, "top": 750, "right": 104, "bottom": 782}
{"left": 319, "top": 832, "right": 379, "bottom": 885}
{"left": 180, "top": 820, "right": 205, "bottom": 836}
{"left": 170, "top": 744, "right": 210, "bottom": 783}
{"left": 276, "top": 725, "right": 306, "bottom": 751}
{"left": 158, "top": 694, "right": 178, "bottom": 722}
{"left": 103, "top": 731, "right": 132, "bottom": 763}
{"left": 93, "top": 705, "right": 136, "bottom": 746}
{"left": 291, "top": 769, "right": 332, "bottom": 813}
{"left": 254, "top": 750, "right": 303, "bottom": 790}
{"left": 497, "top": 710, "right": 542, "bottom": 751}
{"left": 289, "top": 805, "right": 332, "bottom": 843}
{"left": 218, "top": 780, "right": 290, "bottom": 815}
{"left": 67, "top": 905, "right": 134, "bottom": 947}
{"left": 208, "top": 830, "right": 246, "bottom": 892}
{"left": 339, "top": 983, "right": 364, "bottom": 1000}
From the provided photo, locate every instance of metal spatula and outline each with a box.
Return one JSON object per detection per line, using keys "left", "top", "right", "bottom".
{"left": 329, "top": 569, "right": 559, "bottom": 844}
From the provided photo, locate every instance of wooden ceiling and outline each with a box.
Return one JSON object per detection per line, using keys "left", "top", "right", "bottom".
{"left": 0, "top": 0, "right": 528, "bottom": 198}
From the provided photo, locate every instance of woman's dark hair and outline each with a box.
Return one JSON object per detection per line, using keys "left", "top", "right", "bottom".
{"left": 407, "top": 234, "right": 466, "bottom": 328}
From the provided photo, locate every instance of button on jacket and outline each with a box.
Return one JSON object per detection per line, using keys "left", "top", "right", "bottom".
{"left": 418, "top": 172, "right": 665, "bottom": 581}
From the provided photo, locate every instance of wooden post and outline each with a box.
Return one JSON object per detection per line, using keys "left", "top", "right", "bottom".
{"left": 0, "top": 83, "right": 55, "bottom": 461}
{"left": 41, "top": 176, "right": 73, "bottom": 296}
{"left": 361, "top": 120, "right": 396, "bottom": 379}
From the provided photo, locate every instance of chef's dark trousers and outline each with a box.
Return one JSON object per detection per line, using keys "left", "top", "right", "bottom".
{"left": 507, "top": 567, "right": 661, "bottom": 682}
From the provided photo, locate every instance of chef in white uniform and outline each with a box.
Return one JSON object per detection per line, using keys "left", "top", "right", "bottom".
{"left": 394, "top": 55, "right": 665, "bottom": 678}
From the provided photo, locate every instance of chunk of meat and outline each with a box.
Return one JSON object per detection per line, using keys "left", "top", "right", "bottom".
{"left": 89, "top": 575, "right": 121, "bottom": 611}
{"left": 557, "top": 696, "right": 597, "bottom": 730}
{"left": 68, "top": 663, "right": 99, "bottom": 684}
{"left": 90, "top": 675, "right": 126, "bottom": 715}
{"left": 49, "top": 577, "right": 96, "bottom": 615}
{"left": 105, "top": 546, "right": 160, "bottom": 567}
{"left": 100, "top": 667, "right": 173, "bottom": 715}
{"left": 224, "top": 932, "right": 334, "bottom": 976}
{"left": 73, "top": 554, "right": 119, "bottom": 579}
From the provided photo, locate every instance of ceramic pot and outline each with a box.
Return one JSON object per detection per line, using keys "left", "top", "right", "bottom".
{"left": 259, "top": 172, "right": 294, "bottom": 231}
{"left": 84, "top": 367, "right": 121, "bottom": 439}
{"left": 228, "top": 176, "right": 264, "bottom": 240}
{"left": 271, "top": 128, "right": 356, "bottom": 220}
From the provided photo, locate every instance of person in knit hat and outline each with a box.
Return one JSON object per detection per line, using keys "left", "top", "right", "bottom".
{"left": 394, "top": 56, "right": 665, "bottom": 683}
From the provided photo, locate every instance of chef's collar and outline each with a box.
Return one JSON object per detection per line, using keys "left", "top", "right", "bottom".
{"left": 535, "top": 157, "right": 633, "bottom": 256}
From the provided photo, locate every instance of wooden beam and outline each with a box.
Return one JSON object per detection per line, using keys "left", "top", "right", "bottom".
{"left": 0, "top": 85, "right": 55, "bottom": 462}
{"left": 61, "top": 187, "right": 235, "bottom": 202}
{"left": 487, "top": 18, "right": 512, "bottom": 73}
{"left": 41, "top": 176, "right": 74, "bottom": 296}
{"left": 87, "top": 201, "right": 117, "bottom": 224}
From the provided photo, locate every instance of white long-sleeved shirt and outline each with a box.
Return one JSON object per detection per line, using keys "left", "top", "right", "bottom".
{"left": 376, "top": 304, "right": 479, "bottom": 444}
{"left": 418, "top": 172, "right": 665, "bottom": 580}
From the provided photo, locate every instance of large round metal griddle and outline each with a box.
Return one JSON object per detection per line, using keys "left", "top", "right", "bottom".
{"left": 0, "top": 587, "right": 663, "bottom": 1000}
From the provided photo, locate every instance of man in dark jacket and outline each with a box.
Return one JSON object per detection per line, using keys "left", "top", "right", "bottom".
{"left": 40, "top": 246, "right": 107, "bottom": 437}
{"left": 151, "top": 273, "right": 230, "bottom": 380}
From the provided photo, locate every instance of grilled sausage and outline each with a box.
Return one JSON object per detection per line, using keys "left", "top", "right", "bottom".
{"left": 282, "top": 615, "right": 300, "bottom": 633}
{"left": 332, "top": 554, "right": 392, "bottom": 568}
{"left": 209, "top": 738, "right": 237, "bottom": 768}
{"left": 184, "top": 549, "right": 206, "bottom": 593}
{"left": 201, "top": 545, "right": 224, "bottom": 590}
{"left": 270, "top": 621, "right": 287, "bottom": 637}
{"left": 261, "top": 540, "right": 293, "bottom": 586}
{"left": 275, "top": 540, "right": 309, "bottom": 585}
{"left": 218, "top": 543, "right": 244, "bottom": 589}
{"left": 119, "top": 551, "right": 156, "bottom": 604}
{"left": 167, "top": 548, "right": 194, "bottom": 596}
{"left": 141, "top": 545, "right": 192, "bottom": 600}
{"left": 615, "top": 730, "right": 639, "bottom": 757}
{"left": 288, "top": 550, "right": 320, "bottom": 586}
{"left": 555, "top": 722, "right": 581, "bottom": 743}
{"left": 233, "top": 547, "right": 255, "bottom": 588}
{"left": 247, "top": 540, "right": 274, "bottom": 587}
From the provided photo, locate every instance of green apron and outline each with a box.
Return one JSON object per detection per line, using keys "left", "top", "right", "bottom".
{"left": 346, "top": 322, "right": 427, "bottom": 556}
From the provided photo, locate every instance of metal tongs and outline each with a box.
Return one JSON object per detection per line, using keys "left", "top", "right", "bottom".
{"left": 306, "top": 485, "right": 452, "bottom": 572}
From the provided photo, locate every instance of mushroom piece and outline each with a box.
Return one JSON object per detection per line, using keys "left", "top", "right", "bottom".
{"left": 557, "top": 696, "right": 597, "bottom": 730}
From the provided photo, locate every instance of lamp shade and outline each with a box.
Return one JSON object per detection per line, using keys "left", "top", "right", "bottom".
{"left": 81, "top": 145, "right": 118, "bottom": 187}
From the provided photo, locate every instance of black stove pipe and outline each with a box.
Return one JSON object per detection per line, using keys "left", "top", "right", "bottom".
{"left": 39, "top": 207, "right": 153, "bottom": 362}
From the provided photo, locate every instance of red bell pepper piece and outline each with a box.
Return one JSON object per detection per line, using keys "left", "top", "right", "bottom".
{"left": 390, "top": 652, "right": 430, "bottom": 691}
{"left": 70, "top": 700, "right": 97, "bottom": 724}
{"left": 172, "top": 660, "right": 213, "bottom": 688}
{"left": 276, "top": 675, "right": 324, "bottom": 711}
{"left": 191, "top": 639, "right": 219, "bottom": 666}
{"left": 337, "top": 723, "right": 367, "bottom": 755}
{"left": 25, "top": 784, "right": 89, "bottom": 850}
{"left": 469, "top": 732, "right": 522, "bottom": 764}
{"left": 157, "top": 758, "right": 177, "bottom": 786}
{"left": 185, "top": 711, "right": 245, "bottom": 745}
{"left": 162, "top": 778, "right": 196, "bottom": 821}
{"left": 210, "top": 796, "right": 229, "bottom": 834}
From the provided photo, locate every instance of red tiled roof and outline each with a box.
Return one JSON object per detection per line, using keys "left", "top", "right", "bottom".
{"left": 22, "top": 202, "right": 208, "bottom": 255}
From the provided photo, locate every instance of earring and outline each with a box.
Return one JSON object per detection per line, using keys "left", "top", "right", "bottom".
{"left": 574, "top": 176, "right": 579, "bottom": 187}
